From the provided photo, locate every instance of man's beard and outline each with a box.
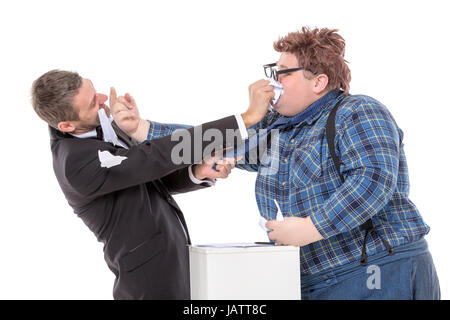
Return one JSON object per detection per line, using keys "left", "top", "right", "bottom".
{"left": 78, "top": 115, "right": 100, "bottom": 132}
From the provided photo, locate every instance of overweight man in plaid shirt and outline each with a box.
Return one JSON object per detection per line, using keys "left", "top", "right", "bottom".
{"left": 144, "top": 27, "right": 440, "bottom": 299}
{"left": 234, "top": 27, "right": 440, "bottom": 299}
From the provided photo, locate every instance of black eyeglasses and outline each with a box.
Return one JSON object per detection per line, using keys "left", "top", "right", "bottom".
{"left": 263, "top": 63, "right": 317, "bottom": 81}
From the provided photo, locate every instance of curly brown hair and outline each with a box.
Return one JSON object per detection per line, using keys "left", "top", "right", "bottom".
{"left": 273, "top": 27, "right": 351, "bottom": 94}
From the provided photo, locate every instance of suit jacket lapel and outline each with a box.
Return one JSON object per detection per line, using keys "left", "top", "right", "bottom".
{"left": 111, "top": 121, "right": 139, "bottom": 148}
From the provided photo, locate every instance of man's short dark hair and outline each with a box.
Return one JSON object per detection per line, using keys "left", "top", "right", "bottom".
{"left": 31, "top": 69, "right": 83, "bottom": 129}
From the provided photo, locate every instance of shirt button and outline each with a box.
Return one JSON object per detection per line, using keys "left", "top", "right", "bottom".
{"left": 290, "top": 139, "right": 295, "bottom": 143}
{"left": 282, "top": 182, "right": 287, "bottom": 186}
{"left": 283, "top": 159, "right": 288, "bottom": 163}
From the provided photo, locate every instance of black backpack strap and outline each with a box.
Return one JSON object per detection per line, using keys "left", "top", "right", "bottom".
{"left": 325, "top": 99, "right": 345, "bottom": 184}
{"left": 325, "top": 97, "right": 394, "bottom": 266}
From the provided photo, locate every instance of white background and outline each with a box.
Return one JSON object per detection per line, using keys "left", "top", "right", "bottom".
{"left": 0, "top": 0, "right": 448, "bottom": 299}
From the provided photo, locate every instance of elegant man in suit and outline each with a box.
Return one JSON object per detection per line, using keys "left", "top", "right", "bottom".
{"left": 31, "top": 69, "right": 274, "bottom": 299}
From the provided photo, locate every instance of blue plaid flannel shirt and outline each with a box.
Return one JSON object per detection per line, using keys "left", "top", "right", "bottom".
{"left": 143, "top": 93, "right": 430, "bottom": 275}
{"left": 236, "top": 91, "right": 430, "bottom": 275}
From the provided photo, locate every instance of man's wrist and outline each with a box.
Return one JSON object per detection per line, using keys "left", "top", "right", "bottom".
{"left": 234, "top": 114, "right": 249, "bottom": 140}
{"left": 189, "top": 165, "right": 216, "bottom": 186}
{"left": 305, "top": 216, "right": 325, "bottom": 243}
{"left": 241, "top": 111, "right": 260, "bottom": 128}
{"left": 191, "top": 164, "right": 206, "bottom": 180}
{"left": 130, "top": 119, "right": 150, "bottom": 143}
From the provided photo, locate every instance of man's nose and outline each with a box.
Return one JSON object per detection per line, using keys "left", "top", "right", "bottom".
{"left": 98, "top": 93, "right": 108, "bottom": 104}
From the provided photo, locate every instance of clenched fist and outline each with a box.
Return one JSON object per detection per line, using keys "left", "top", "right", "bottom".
{"left": 192, "top": 156, "right": 240, "bottom": 180}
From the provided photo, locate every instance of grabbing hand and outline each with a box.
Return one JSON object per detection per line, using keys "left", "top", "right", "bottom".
{"left": 192, "top": 156, "right": 240, "bottom": 180}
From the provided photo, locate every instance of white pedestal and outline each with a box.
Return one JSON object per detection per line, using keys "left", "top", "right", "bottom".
{"left": 189, "top": 243, "right": 301, "bottom": 300}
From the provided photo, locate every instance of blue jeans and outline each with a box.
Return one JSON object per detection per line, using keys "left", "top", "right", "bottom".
{"left": 301, "top": 238, "right": 440, "bottom": 300}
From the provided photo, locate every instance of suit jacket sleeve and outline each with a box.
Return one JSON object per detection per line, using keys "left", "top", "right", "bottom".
{"left": 64, "top": 116, "right": 241, "bottom": 198}
{"left": 159, "top": 166, "right": 210, "bottom": 195}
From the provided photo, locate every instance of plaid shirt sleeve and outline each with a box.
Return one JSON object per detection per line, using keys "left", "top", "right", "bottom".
{"left": 310, "top": 97, "right": 401, "bottom": 239}
{"left": 142, "top": 121, "right": 193, "bottom": 143}
{"left": 235, "top": 111, "right": 282, "bottom": 172}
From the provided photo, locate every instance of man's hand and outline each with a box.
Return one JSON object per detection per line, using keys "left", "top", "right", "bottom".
{"left": 266, "top": 216, "right": 324, "bottom": 247}
{"left": 241, "top": 79, "right": 274, "bottom": 128}
{"left": 192, "top": 157, "right": 239, "bottom": 180}
{"left": 109, "top": 87, "right": 149, "bottom": 142}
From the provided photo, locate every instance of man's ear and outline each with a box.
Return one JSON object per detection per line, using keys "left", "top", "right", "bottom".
{"left": 57, "top": 121, "right": 76, "bottom": 133}
{"left": 313, "top": 74, "right": 329, "bottom": 94}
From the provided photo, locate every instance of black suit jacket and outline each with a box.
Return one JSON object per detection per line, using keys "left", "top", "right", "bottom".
{"left": 49, "top": 116, "right": 243, "bottom": 299}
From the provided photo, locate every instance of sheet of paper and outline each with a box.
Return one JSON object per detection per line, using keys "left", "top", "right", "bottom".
{"left": 274, "top": 200, "right": 284, "bottom": 222}
{"left": 259, "top": 200, "right": 284, "bottom": 232}
{"left": 259, "top": 216, "right": 270, "bottom": 232}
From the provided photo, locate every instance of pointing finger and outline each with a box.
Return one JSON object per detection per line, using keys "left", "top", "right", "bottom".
{"left": 110, "top": 87, "right": 117, "bottom": 107}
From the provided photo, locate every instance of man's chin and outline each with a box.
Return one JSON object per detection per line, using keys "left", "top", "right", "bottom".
{"left": 89, "top": 118, "right": 100, "bottom": 130}
{"left": 273, "top": 103, "right": 302, "bottom": 117}
{"left": 273, "top": 103, "right": 287, "bottom": 115}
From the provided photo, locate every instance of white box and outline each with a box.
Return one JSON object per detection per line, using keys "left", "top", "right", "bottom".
{"left": 189, "top": 243, "right": 301, "bottom": 300}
